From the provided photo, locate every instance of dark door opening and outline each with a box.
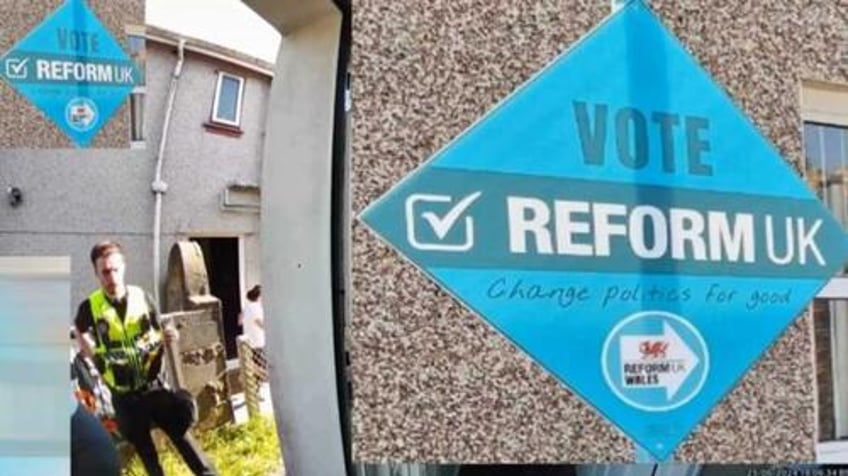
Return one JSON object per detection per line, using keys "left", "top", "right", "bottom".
{"left": 191, "top": 237, "right": 241, "bottom": 359}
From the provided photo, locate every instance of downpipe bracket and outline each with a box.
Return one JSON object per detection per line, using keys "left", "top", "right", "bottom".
{"left": 152, "top": 180, "right": 169, "bottom": 194}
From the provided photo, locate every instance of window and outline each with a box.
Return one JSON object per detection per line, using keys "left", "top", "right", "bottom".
{"left": 130, "top": 91, "right": 144, "bottom": 143}
{"left": 125, "top": 29, "right": 146, "bottom": 146}
{"left": 811, "top": 297, "right": 848, "bottom": 442}
{"left": 211, "top": 72, "right": 245, "bottom": 127}
{"left": 805, "top": 121, "right": 848, "bottom": 443}
{"left": 804, "top": 123, "right": 848, "bottom": 231}
{"left": 801, "top": 82, "right": 848, "bottom": 459}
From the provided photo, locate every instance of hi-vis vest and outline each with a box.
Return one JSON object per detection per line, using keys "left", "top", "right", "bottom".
{"left": 89, "top": 286, "right": 163, "bottom": 394}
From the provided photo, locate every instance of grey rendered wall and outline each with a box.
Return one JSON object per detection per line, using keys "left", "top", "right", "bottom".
{"left": 0, "top": 0, "right": 142, "bottom": 148}
{"left": 351, "top": 0, "right": 848, "bottom": 463}
{"left": 0, "top": 41, "right": 269, "bottom": 311}
{"left": 145, "top": 41, "right": 267, "bottom": 294}
{"left": 0, "top": 147, "right": 154, "bottom": 307}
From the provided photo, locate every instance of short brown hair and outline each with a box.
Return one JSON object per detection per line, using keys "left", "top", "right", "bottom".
{"left": 247, "top": 284, "right": 261, "bottom": 301}
{"left": 90, "top": 241, "right": 123, "bottom": 266}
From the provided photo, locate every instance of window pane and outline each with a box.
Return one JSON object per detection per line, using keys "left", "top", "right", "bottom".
{"left": 804, "top": 124, "right": 848, "bottom": 218}
{"left": 822, "top": 126, "right": 845, "bottom": 174}
{"left": 130, "top": 93, "right": 144, "bottom": 142}
{"left": 812, "top": 298, "right": 848, "bottom": 441}
{"left": 126, "top": 34, "right": 145, "bottom": 86}
{"left": 803, "top": 122, "right": 847, "bottom": 275}
{"left": 127, "top": 35, "right": 145, "bottom": 54}
{"left": 216, "top": 77, "right": 241, "bottom": 123}
{"left": 804, "top": 123, "right": 825, "bottom": 199}
{"left": 804, "top": 123, "right": 822, "bottom": 169}
{"left": 821, "top": 126, "right": 848, "bottom": 226}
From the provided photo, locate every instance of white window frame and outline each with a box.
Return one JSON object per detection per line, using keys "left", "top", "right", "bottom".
{"left": 801, "top": 81, "right": 848, "bottom": 461}
{"left": 211, "top": 72, "right": 245, "bottom": 127}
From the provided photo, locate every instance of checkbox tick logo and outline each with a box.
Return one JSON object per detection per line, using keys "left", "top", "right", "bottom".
{"left": 4, "top": 57, "right": 29, "bottom": 80}
{"left": 405, "top": 191, "right": 482, "bottom": 251}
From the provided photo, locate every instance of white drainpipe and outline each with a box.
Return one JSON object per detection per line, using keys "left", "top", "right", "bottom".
{"left": 152, "top": 38, "right": 186, "bottom": 308}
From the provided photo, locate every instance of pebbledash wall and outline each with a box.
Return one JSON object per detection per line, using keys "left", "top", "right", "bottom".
{"left": 0, "top": 0, "right": 143, "bottom": 148}
{"left": 351, "top": 0, "right": 848, "bottom": 463}
{"left": 0, "top": 27, "right": 272, "bottom": 337}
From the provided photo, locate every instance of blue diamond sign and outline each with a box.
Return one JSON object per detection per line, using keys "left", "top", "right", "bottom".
{"left": 0, "top": 0, "right": 140, "bottom": 147}
{"left": 359, "top": 0, "right": 848, "bottom": 461}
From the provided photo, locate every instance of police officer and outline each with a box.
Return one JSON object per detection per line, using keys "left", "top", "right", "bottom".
{"left": 75, "top": 241, "right": 217, "bottom": 476}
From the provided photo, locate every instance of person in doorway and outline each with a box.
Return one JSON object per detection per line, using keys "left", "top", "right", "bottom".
{"left": 239, "top": 285, "right": 266, "bottom": 379}
{"left": 74, "top": 240, "right": 218, "bottom": 476}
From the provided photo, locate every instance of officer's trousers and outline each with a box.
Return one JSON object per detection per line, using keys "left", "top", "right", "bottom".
{"left": 113, "top": 388, "right": 217, "bottom": 476}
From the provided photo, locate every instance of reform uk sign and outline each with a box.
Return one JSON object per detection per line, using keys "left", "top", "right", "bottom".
{"left": 359, "top": 0, "right": 848, "bottom": 461}
{"left": 0, "top": 0, "right": 140, "bottom": 147}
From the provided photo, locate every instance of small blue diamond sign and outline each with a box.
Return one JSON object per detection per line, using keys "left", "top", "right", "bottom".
{"left": 359, "top": 0, "right": 848, "bottom": 461}
{"left": 0, "top": 0, "right": 140, "bottom": 147}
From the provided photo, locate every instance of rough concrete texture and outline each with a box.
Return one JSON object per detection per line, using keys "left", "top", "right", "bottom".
{"left": 0, "top": 0, "right": 142, "bottom": 148}
{"left": 351, "top": 0, "right": 848, "bottom": 463}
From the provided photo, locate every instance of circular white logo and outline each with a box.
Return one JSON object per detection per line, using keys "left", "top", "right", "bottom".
{"left": 65, "top": 97, "right": 99, "bottom": 132}
{"left": 601, "top": 310, "right": 709, "bottom": 412}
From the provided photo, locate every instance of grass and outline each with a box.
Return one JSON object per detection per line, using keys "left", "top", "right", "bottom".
{"left": 123, "top": 416, "right": 283, "bottom": 476}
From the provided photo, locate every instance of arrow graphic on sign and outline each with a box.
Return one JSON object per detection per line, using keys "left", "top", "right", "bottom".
{"left": 619, "top": 322, "right": 700, "bottom": 400}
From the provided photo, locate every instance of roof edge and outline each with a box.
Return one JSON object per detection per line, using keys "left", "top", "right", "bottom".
{"left": 144, "top": 25, "right": 276, "bottom": 77}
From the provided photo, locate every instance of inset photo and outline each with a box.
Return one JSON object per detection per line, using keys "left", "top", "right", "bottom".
{"left": 0, "top": 0, "right": 145, "bottom": 148}
{"left": 1, "top": 0, "right": 300, "bottom": 474}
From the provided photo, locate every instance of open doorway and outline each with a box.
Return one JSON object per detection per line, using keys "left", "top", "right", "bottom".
{"left": 191, "top": 237, "right": 242, "bottom": 359}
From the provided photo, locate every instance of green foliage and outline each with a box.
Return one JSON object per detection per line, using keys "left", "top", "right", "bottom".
{"left": 124, "top": 416, "right": 283, "bottom": 476}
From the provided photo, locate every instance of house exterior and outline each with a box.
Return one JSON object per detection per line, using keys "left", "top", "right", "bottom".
{"left": 0, "top": 25, "right": 274, "bottom": 360}
{"left": 345, "top": 0, "right": 848, "bottom": 465}
{"left": 0, "top": 0, "right": 143, "bottom": 148}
